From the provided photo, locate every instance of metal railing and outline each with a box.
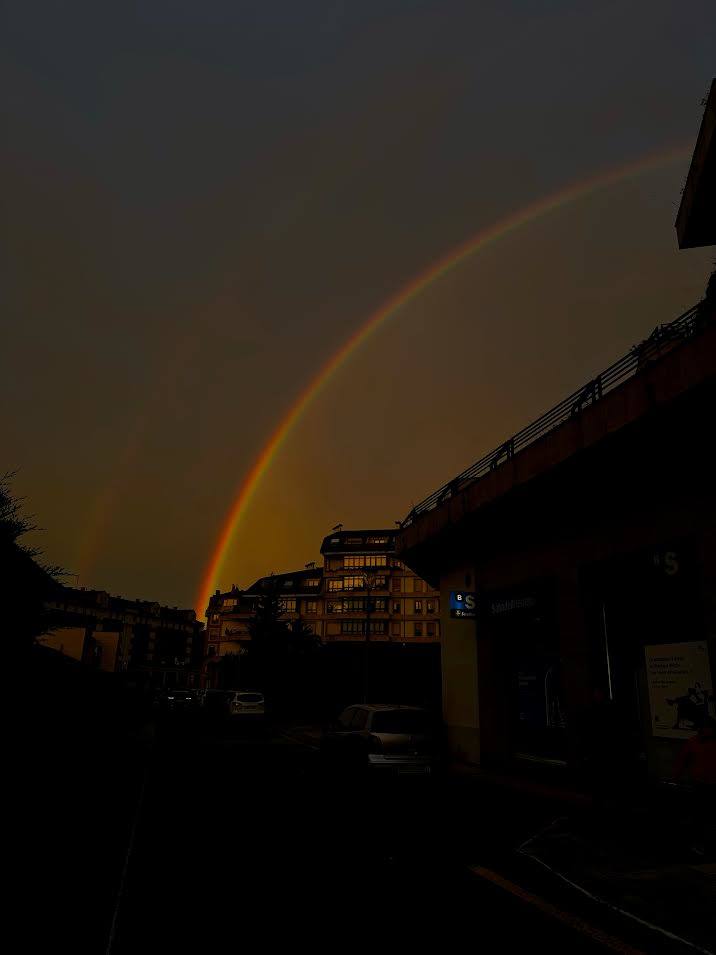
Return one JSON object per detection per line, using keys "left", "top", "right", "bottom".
{"left": 401, "top": 303, "right": 707, "bottom": 526}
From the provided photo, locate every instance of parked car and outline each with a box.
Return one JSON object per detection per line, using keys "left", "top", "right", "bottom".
{"left": 320, "top": 704, "right": 441, "bottom": 776}
{"left": 228, "top": 690, "right": 265, "bottom": 717}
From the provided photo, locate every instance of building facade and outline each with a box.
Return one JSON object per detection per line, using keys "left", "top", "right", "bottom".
{"left": 398, "top": 304, "right": 716, "bottom": 777}
{"left": 41, "top": 586, "right": 204, "bottom": 689}
{"left": 203, "top": 530, "right": 441, "bottom": 687}
{"left": 320, "top": 530, "right": 440, "bottom": 643}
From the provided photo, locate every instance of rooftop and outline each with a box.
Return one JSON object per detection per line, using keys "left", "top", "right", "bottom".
{"left": 320, "top": 530, "right": 397, "bottom": 555}
{"left": 245, "top": 567, "right": 324, "bottom": 595}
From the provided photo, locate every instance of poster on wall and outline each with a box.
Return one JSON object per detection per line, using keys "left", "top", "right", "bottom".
{"left": 644, "top": 641, "right": 714, "bottom": 739}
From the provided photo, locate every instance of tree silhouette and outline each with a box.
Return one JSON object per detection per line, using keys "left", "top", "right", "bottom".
{"left": 246, "top": 577, "right": 289, "bottom": 703}
{"left": 246, "top": 581, "right": 322, "bottom": 712}
{"left": 1, "top": 474, "right": 62, "bottom": 652}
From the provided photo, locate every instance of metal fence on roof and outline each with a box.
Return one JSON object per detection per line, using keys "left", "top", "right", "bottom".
{"left": 400, "top": 302, "right": 706, "bottom": 527}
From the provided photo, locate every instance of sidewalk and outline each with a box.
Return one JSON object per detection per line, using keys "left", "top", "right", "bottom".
{"left": 462, "top": 763, "right": 716, "bottom": 954}
{"left": 516, "top": 807, "right": 715, "bottom": 954}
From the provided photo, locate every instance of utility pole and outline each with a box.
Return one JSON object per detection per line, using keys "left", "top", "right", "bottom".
{"left": 362, "top": 571, "right": 376, "bottom": 703}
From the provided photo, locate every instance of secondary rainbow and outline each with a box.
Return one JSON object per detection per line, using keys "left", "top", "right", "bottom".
{"left": 196, "top": 144, "right": 688, "bottom": 615}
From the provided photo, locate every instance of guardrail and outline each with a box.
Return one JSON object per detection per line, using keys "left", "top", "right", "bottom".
{"left": 400, "top": 302, "right": 707, "bottom": 526}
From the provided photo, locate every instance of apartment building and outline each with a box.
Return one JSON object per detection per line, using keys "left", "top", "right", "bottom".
{"left": 204, "top": 529, "right": 440, "bottom": 651}
{"left": 41, "top": 586, "right": 204, "bottom": 688}
{"left": 320, "top": 529, "right": 440, "bottom": 643}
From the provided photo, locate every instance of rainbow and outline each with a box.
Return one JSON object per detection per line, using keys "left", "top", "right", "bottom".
{"left": 196, "top": 144, "right": 689, "bottom": 614}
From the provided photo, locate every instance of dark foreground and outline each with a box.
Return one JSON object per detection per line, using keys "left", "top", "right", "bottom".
{"left": 26, "top": 715, "right": 710, "bottom": 954}
{"left": 56, "top": 717, "right": 609, "bottom": 954}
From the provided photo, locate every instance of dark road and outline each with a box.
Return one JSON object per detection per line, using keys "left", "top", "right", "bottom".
{"left": 106, "top": 720, "right": 609, "bottom": 954}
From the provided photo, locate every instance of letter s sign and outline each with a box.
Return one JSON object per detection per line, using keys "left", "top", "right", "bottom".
{"left": 464, "top": 594, "right": 476, "bottom": 611}
{"left": 664, "top": 551, "right": 679, "bottom": 576}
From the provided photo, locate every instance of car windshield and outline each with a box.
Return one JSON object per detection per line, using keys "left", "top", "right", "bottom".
{"left": 237, "top": 693, "right": 263, "bottom": 703}
{"left": 370, "top": 711, "right": 431, "bottom": 734}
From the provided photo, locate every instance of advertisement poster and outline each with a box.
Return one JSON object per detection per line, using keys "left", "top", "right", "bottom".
{"left": 645, "top": 641, "right": 714, "bottom": 739}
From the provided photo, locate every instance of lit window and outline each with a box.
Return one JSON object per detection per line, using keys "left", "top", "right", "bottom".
{"left": 414, "top": 600, "right": 423, "bottom": 614}
{"left": 341, "top": 620, "right": 364, "bottom": 635}
{"left": 342, "top": 576, "right": 364, "bottom": 591}
{"left": 367, "top": 536, "right": 389, "bottom": 545}
{"left": 281, "top": 598, "right": 297, "bottom": 612}
{"left": 393, "top": 602, "right": 400, "bottom": 614}
{"left": 343, "top": 555, "right": 387, "bottom": 569}
{"left": 304, "top": 600, "right": 317, "bottom": 614}
{"left": 427, "top": 600, "right": 435, "bottom": 614}
{"left": 339, "top": 619, "right": 386, "bottom": 635}
{"left": 327, "top": 580, "right": 343, "bottom": 592}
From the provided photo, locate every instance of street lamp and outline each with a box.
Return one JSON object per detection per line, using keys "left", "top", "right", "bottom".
{"left": 362, "top": 570, "right": 377, "bottom": 703}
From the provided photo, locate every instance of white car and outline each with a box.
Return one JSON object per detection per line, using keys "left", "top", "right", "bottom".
{"left": 321, "top": 704, "right": 440, "bottom": 775}
{"left": 229, "top": 690, "right": 265, "bottom": 717}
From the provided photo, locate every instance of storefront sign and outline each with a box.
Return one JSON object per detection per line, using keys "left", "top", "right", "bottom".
{"left": 645, "top": 641, "right": 714, "bottom": 739}
{"left": 489, "top": 594, "right": 538, "bottom": 616}
{"left": 449, "top": 591, "right": 476, "bottom": 619}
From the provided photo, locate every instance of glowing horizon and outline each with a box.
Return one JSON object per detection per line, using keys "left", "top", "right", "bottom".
{"left": 196, "top": 144, "right": 688, "bottom": 616}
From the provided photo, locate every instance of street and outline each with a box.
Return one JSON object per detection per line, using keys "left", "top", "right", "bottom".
{"left": 105, "top": 719, "right": 610, "bottom": 954}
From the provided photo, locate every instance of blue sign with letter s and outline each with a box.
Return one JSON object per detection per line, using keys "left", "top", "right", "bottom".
{"left": 449, "top": 591, "right": 477, "bottom": 619}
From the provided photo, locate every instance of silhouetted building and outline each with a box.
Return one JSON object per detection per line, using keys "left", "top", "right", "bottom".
{"left": 398, "top": 303, "right": 716, "bottom": 777}
{"left": 41, "top": 586, "right": 204, "bottom": 688}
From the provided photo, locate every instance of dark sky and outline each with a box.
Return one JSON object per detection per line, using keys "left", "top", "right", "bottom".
{"left": 3, "top": 1, "right": 714, "bottom": 610}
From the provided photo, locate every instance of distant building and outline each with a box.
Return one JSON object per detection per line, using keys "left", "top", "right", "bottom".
{"left": 203, "top": 570, "right": 323, "bottom": 686}
{"left": 41, "top": 586, "right": 204, "bottom": 689}
{"left": 320, "top": 529, "right": 440, "bottom": 643}
{"left": 203, "top": 530, "right": 440, "bottom": 686}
